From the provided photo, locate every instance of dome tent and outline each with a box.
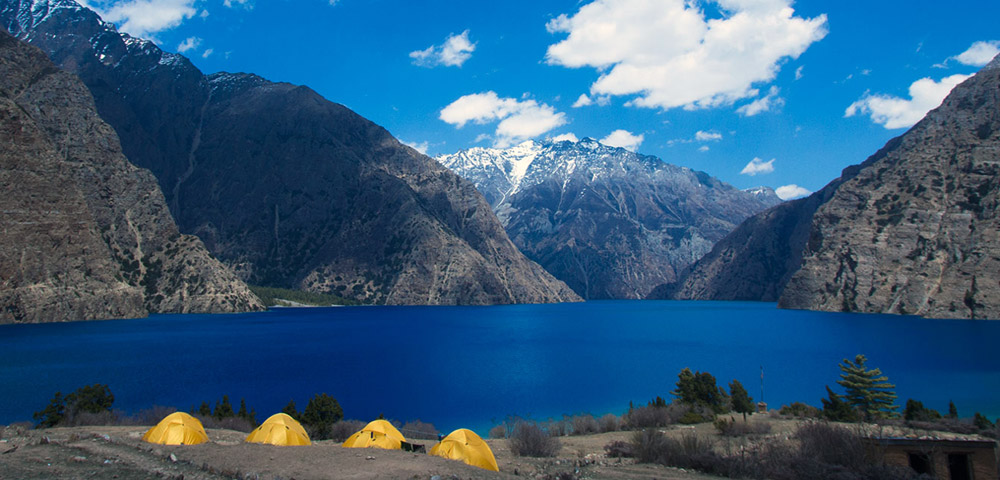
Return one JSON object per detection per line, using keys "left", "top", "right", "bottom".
{"left": 142, "top": 412, "right": 209, "bottom": 445}
{"left": 245, "top": 413, "right": 311, "bottom": 446}
{"left": 429, "top": 428, "right": 499, "bottom": 471}
{"left": 342, "top": 419, "right": 406, "bottom": 449}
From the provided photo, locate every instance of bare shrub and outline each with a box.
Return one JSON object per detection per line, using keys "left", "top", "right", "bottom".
{"left": 571, "top": 414, "right": 599, "bottom": 436}
{"left": 796, "top": 421, "right": 869, "bottom": 471}
{"left": 603, "top": 440, "right": 634, "bottom": 458}
{"left": 196, "top": 414, "right": 254, "bottom": 433}
{"left": 400, "top": 420, "right": 439, "bottom": 440}
{"left": 488, "top": 424, "right": 507, "bottom": 439}
{"left": 65, "top": 410, "right": 117, "bottom": 427}
{"left": 116, "top": 406, "right": 178, "bottom": 426}
{"left": 330, "top": 419, "right": 366, "bottom": 442}
{"left": 624, "top": 404, "right": 677, "bottom": 429}
{"left": 598, "top": 413, "right": 621, "bottom": 433}
{"left": 546, "top": 417, "right": 571, "bottom": 437}
{"left": 509, "top": 422, "right": 561, "bottom": 457}
{"left": 714, "top": 417, "right": 773, "bottom": 437}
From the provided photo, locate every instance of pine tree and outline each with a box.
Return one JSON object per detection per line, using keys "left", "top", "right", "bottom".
{"left": 282, "top": 399, "right": 300, "bottom": 420}
{"left": 947, "top": 401, "right": 958, "bottom": 419}
{"left": 198, "top": 401, "right": 211, "bottom": 417}
{"left": 821, "top": 385, "right": 859, "bottom": 422}
{"left": 729, "top": 380, "right": 754, "bottom": 421}
{"left": 214, "top": 395, "right": 235, "bottom": 419}
{"left": 836, "top": 354, "right": 898, "bottom": 420}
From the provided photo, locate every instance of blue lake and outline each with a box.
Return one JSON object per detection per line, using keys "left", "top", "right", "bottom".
{"left": 1, "top": 301, "right": 998, "bottom": 435}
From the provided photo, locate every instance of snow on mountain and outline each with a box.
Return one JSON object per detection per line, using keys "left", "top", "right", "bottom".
{"left": 438, "top": 138, "right": 784, "bottom": 299}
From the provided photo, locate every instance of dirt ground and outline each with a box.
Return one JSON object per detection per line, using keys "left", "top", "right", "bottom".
{"left": 0, "top": 423, "right": 728, "bottom": 480}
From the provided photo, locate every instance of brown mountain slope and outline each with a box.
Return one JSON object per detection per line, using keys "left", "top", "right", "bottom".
{"left": 2, "top": 0, "right": 578, "bottom": 305}
{"left": 0, "top": 30, "right": 263, "bottom": 323}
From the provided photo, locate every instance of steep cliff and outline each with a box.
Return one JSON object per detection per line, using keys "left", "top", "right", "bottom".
{"left": 0, "top": 30, "right": 263, "bottom": 323}
{"left": 658, "top": 55, "right": 1000, "bottom": 320}
{"left": 2, "top": 0, "right": 579, "bottom": 305}
{"left": 780, "top": 56, "right": 1000, "bottom": 319}
{"left": 440, "top": 139, "right": 781, "bottom": 299}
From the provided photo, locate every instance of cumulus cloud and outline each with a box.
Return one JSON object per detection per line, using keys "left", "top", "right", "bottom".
{"left": 740, "top": 157, "right": 775, "bottom": 176}
{"left": 440, "top": 91, "right": 567, "bottom": 147}
{"left": 410, "top": 30, "right": 476, "bottom": 67}
{"left": 551, "top": 132, "right": 579, "bottom": 143}
{"left": 776, "top": 184, "right": 810, "bottom": 200}
{"left": 951, "top": 40, "right": 1000, "bottom": 67}
{"left": 545, "top": 0, "right": 827, "bottom": 111}
{"left": 201, "top": 48, "right": 213, "bottom": 58}
{"left": 572, "top": 94, "right": 593, "bottom": 108}
{"left": 600, "top": 129, "right": 644, "bottom": 151}
{"left": 736, "top": 86, "right": 785, "bottom": 116}
{"left": 402, "top": 140, "right": 430, "bottom": 155}
{"left": 695, "top": 130, "right": 722, "bottom": 142}
{"left": 95, "top": 0, "right": 198, "bottom": 37}
{"left": 845, "top": 74, "right": 970, "bottom": 129}
{"left": 176, "top": 36, "right": 199, "bottom": 53}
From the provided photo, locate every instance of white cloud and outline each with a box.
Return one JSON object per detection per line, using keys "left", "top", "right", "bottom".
{"left": 698, "top": 145, "right": 710, "bottom": 152}
{"left": 951, "top": 41, "right": 1000, "bottom": 67}
{"left": 736, "top": 85, "right": 785, "bottom": 116}
{"left": 845, "top": 74, "right": 970, "bottom": 129}
{"left": 440, "top": 91, "right": 567, "bottom": 148}
{"left": 410, "top": 30, "right": 476, "bottom": 67}
{"left": 96, "top": 0, "right": 198, "bottom": 37}
{"left": 695, "top": 130, "right": 722, "bottom": 142}
{"left": 223, "top": 0, "right": 251, "bottom": 8}
{"left": 545, "top": 0, "right": 827, "bottom": 111}
{"left": 600, "top": 129, "right": 644, "bottom": 151}
{"left": 201, "top": 48, "right": 213, "bottom": 58}
{"left": 740, "top": 157, "right": 775, "bottom": 176}
{"left": 795, "top": 65, "right": 804, "bottom": 80}
{"left": 551, "top": 132, "right": 579, "bottom": 143}
{"left": 402, "top": 140, "right": 429, "bottom": 155}
{"left": 176, "top": 36, "right": 199, "bottom": 53}
{"left": 775, "top": 184, "right": 810, "bottom": 200}
{"left": 572, "top": 94, "right": 593, "bottom": 108}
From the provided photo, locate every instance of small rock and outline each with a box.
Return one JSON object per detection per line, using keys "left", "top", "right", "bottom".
{"left": 431, "top": 476, "right": 442, "bottom": 480}
{"left": 102, "top": 434, "right": 111, "bottom": 441}
{"left": 365, "top": 455, "right": 375, "bottom": 461}
{"left": 72, "top": 455, "right": 87, "bottom": 462}
{"left": 169, "top": 453, "right": 177, "bottom": 462}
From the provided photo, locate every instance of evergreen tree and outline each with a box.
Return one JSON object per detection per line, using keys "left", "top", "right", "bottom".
{"left": 821, "top": 385, "right": 859, "bottom": 422}
{"left": 672, "top": 368, "right": 730, "bottom": 413}
{"left": 198, "top": 401, "right": 212, "bottom": 417}
{"left": 33, "top": 392, "right": 66, "bottom": 428}
{"left": 282, "top": 399, "right": 300, "bottom": 420}
{"left": 947, "top": 401, "right": 958, "bottom": 419}
{"left": 973, "top": 412, "right": 994, "bottom": 430}
{"left": 65, "top": 384, "right": 114, "bottom": 415}
{"left": 214, "top": 395, "right": 235, "bottom": 419}
{"left": 729, "top": 380, "right": 754, "bottom": 421}
{"left": 301, "top": 393, "right": 343, "bottom": 440}
{"left": 836, "top": 354, "right": 898, "bottom": 420}
{"left": 903, "top": 399, "right": 941, "bottom": 422}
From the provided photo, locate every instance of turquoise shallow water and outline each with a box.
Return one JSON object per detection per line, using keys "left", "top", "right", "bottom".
{"left": 1, "top": 300, "right": 997, "bottom": 434}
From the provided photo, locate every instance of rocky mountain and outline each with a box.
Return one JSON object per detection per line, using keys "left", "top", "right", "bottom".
{"left": 439, "top": 139, "right": 782, "bottom": 299}
{"left": 0, "top": 30, "right": 263, "bottom": 323}
{"left": 1, "top": 0, "right": 579, "bottom": 305}
{"left": 657, "top": 55, "right": 1000, "bottom": 320}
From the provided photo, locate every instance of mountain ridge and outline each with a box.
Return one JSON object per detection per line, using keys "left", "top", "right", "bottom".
{"left": 1, "top": 0, "right": 580, "bottom": 306}
{"left": 440, "top": 139, "right": 782, "bottom": 299}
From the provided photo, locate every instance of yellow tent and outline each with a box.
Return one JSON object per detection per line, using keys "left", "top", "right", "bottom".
{"left": 245, "top": 413, "right": 311, "bottom": 446}
{"left": 142, "top": 412, "right": 209, "bottom": 445}
{"left": 342, "top": 419, "right": 406, "bottom": 449}
{"left": 430, "top": 428, "right": 499, "bottom": 472}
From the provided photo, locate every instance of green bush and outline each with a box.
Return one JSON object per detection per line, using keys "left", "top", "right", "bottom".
{"left": 33, "top": 384, "right": 115, "bottom": 428}
{"left": 678, "top": 411, "right": 708, "bottom": 425}
{"left": 779, "top": 402, "right": 821, "bottom": 418}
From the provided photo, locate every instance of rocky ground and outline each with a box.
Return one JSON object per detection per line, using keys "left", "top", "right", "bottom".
{"left": 0, "top": 423, "right": 726, "bottom": 480}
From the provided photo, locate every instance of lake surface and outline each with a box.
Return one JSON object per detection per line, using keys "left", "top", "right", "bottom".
{"left": 1, "top": 301, "right": 998, "bottom": 435}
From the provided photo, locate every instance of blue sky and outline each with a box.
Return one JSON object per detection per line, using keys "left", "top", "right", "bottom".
{"left": 80, "top": 0, "right": 999, "bottom": 199}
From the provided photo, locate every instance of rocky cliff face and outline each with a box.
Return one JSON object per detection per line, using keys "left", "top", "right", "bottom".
{"left": 439, "top": 139, "right": 782, "bottom": 299}
{"left": 659, "top": 56, "right": 1000, "bottom": 320}
{"left": 1, "top": 0, "right": 579, "bottom": 305}
{"left": 0, "top": 30, "right": 263, "bottom": 323}
{"left": 780, "top": 56, "right": 1000, "bottom": 319}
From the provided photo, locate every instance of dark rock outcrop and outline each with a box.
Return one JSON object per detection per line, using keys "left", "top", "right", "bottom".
{"left": 440, "top": 139, "right": 781, "bottom": 299}
{"left": 658, "top": 55, "right": 1000, "bottom": 320}
{"left": 2, "top": 0, "right": 579, "bottom": 305}
{"left": 0, "top": 30, "right": 263, "bottom": 323}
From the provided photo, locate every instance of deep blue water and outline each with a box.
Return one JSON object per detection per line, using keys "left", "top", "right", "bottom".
{"left": 1, "top": 301, "right": 998, "bottom": 435}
